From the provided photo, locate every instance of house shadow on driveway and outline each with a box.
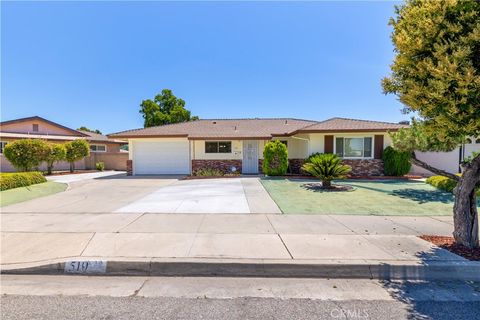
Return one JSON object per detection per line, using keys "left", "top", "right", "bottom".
{"left": 377, "top": 246, "right": 480, "bottom": 319}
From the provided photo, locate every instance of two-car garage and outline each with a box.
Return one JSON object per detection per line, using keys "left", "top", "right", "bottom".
{"left": 131, "top": 139, "right": 190, "bottom": 175}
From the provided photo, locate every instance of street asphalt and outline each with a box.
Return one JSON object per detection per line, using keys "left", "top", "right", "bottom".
{"left": 2, "top": 276, "right": 480, "bottom": 320}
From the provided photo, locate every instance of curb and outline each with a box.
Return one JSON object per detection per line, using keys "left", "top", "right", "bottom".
{"left": 2, "top": 259, "right": 480, "bottom": 281}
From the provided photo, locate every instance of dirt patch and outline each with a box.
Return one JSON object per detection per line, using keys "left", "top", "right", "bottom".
{"left": 420, "top": 235, "right": 480, "bottom": 261}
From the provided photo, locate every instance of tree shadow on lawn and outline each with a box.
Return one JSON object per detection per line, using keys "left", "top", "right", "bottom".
{"left": 391, "top": 188, "right": 454, "bottom": 204}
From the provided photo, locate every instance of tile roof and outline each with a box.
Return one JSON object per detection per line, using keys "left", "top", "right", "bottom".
{"left": 109, "top": 117, "right": 408, "bottom": 139}
{"left": 297, "top": 117, "right": 409, "bottom": 132}
{"left": 109, "top": 118, "right": 317, "bottom": 139}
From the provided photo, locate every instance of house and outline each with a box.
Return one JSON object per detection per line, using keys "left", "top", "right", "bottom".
{"left": 109, "top": 117, "right": 409, "bottom": 176}
{"left": 0, "top": 116, "right": 127, "bottom": 172}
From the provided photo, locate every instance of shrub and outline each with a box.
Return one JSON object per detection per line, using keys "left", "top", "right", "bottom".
{"left": 301, "top": 154, "right": 351, "bottom": 188}
{"left": 45, "top": 143, "right": 66, "bottom": 175}
{"left": 305, "top": 152, "right": 323, "bottom": 164}
{"left": 3, "top": 139, "right": 49, "bottom": 172}
{"left": 0, "top": 172, "right": 47, "bottom": 191}
{"left": 95, "top": 162, "right": 105, "bottom": 171}
{"left": 262, "top": 140, "right": 288, "bottom": 176}
{"left": 426, "top": 175, "right": 480, "bottom": 196}
{"left": 194, "top": 167, "right": 224, "bottom": 176}
{"left": 382, "top": 146, "right": 411, "bottom": 176}
{"left": 65, "top": 140, "right": 90, "bottom": 173}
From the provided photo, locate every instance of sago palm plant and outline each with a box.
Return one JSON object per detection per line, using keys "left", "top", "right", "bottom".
{"left": 301, "top": 154, "right": 351, "bottom": 188}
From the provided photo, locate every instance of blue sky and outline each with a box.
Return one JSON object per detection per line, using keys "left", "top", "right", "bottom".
{"left": 1, "top": 1, "right": 406, "bottom": 134}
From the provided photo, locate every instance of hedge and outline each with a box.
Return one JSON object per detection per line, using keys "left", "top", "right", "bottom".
{"left": 426, "top": 175, "right": 480, "bottom": 196}
{"left": 382, "top": 146, "right": 411, "bottom": 176}
{"left": 0, "top": 172, "right": 47, "bottom": 191}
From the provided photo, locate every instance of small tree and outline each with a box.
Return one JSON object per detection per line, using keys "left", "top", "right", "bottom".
{"left": 262, "top": 140, "right": 288, "bottom": 176}
{"left": 3, "top": 139, "right": 48, "bottom": 171}
{"left": 301, "top": 154, "right": 351, "bottom": 188}
{"left": 65, "top": 140, "right": 90, "bottom": 173}
{"left": 44, "top": 143, "right": 66, "bottom": 175}
{"left": 382, "top": 0, "right": 480, "bottom": 248}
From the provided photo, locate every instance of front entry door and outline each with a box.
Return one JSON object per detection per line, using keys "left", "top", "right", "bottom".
{"left": 242, "top": 140, "right": 259, "bottom": 174}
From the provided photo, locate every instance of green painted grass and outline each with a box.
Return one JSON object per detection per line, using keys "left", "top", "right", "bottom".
{"left": 0, "top": 181, "right": 67, "bottom": 207}
{"left": 260, "top": 178, "right": 477, "bottom": 216}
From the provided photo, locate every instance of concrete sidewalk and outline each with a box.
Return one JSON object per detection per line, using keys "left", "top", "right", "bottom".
{"left": 2, "top": 213, "right": 479, "bottom": 280}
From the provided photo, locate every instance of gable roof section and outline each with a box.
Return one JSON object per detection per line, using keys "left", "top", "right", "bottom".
{"left": 296, "top": 117, "right": 409, "bottom": 133}
{"left": 109, "top": 118, "right": 317, "bottom": 139}
{"left": 0, "top": 116, "right": 89, "bottom": 137}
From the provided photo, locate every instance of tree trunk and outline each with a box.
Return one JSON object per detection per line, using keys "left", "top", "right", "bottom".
{"left": 411, "top": 152, "right": 459, "bottom": 181}
{"left": 69, "top": 162, "right": 74, "bottom": 173}
{"left": 322, "top": 180, "right": 332, "bottom": 188}
{"left": 47, "top": 164, "right": 52, "bottom": 175}
{"left": 453, "top": 154, "right": 480, "bottom": 249}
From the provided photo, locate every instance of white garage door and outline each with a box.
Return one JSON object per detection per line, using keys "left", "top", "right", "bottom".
{"left": 132, "top": 140, "right": 190, "bottom": 174}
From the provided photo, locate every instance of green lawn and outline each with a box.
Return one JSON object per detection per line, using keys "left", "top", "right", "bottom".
{"left": 0, "top": 181, "right": 67, "bottom": 207}
{"left": 260, "top": 178, "right": 477, "bottom": 215}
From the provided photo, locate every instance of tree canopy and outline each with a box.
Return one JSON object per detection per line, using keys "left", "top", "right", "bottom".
{"left": 139, "top": 89, "right": 198, "bottom": 128}
{"left": 77, "top": 126, "right": 102, "bottom": 134}
{"left": 382, "top": 0, "right": 480, "bottom": 146}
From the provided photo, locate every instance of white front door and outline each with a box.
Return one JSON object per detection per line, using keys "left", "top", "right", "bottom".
{"left": 242, "top": 140, "right": 259, "bottom": 174}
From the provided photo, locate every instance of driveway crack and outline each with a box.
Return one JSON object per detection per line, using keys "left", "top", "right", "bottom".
{"left": 277, "top": 234, "right": 294, "bottom": 260}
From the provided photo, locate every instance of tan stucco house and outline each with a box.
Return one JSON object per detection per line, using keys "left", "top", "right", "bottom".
{"left": 109, "top": 117, "right": 409, "bottom": 176}
{"left": 0, "top": 116, "right": 127, "bottom": 172}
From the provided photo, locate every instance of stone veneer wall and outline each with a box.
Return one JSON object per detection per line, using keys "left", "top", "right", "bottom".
{"left": 126, "top": 160, "right": 132, "bottom": 176}
{"left": 192, "top": 159, "right": 242, "bottom": 174}
{"left": 342, "top": 159, "right": 384, "bottom": 176}
{"left": 288, "top": 159, "right": 305, "bottom": 174}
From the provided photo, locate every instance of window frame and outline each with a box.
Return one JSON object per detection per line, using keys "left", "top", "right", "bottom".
{"left": 333, "top": 135, "right": 374, "bottom": 159}
{"left": 32, "top": 124, "right": 39, "bottom": 132}
{"left": 90, "top": 144, "right": 107, "bottom": 153}
{"left": 204, "top": 141, "right": 232, "bottom": 154}
{"left": 0, "top": 141, "right": 7, "bottom": 154}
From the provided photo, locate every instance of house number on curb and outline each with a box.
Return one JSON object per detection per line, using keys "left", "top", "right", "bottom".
{"left": 64, "top": 261, "right": 107, "bottom": 274}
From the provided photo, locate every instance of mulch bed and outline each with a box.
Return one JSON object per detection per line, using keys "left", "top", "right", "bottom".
{"left": 420, "top": 235, "right": 480, "bottom": 261}
{"left": 48, "top": 170, "right": 99, "bottom": 176}
{"left": 301, "top": 183, "right": 355, "bottom": 192}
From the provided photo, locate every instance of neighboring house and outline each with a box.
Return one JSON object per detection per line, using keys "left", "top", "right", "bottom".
{"left": 0, "top": 116, "right": 127, "bottom": 172}
{"left": 109, "top": 118, "right": 409, "bottom": 176}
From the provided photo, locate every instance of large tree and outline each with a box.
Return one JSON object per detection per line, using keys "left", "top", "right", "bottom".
{"left": 139, "top": 89, "right": 198, "bottom": 127}
{"left": 382, "top": 0, "right": 480, "bottom": 248}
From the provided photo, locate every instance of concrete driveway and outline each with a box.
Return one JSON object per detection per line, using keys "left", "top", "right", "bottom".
{"left": 116, "top": 178, "right": 280, "bottom": 214}
{"left": 1, "top": 175, "right": 180, "bottom": 213}
{"left": 2, "top": 176, "right": 280, "bottom": 214}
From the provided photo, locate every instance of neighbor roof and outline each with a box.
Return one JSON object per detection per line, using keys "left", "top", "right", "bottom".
{"left": 109, "top": 117, "right": 408, "bottom": 139}
{"left": 78, "top": 130, "right": 126, "bottom": 144}
{"left": 0, "top": 116, "right": 89, "bottom": 137}
{"left": 109, "top": 118, "right": 317, "bottom": 139}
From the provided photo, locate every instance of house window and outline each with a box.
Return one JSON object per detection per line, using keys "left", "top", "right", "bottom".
{"left": 205, "top": 141, "right": 232, "bottom": 153}
{"left": 335, "top": 137, "right": 372, "bottom": 158}
{"left": 32, "top": 124, "right": 39, "bottom": 132}
{"left": 0, "top": 141, "right": 7, "bottom": 154}
{"left": 90, "top": 144, "right": 107, "bottom": 152}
